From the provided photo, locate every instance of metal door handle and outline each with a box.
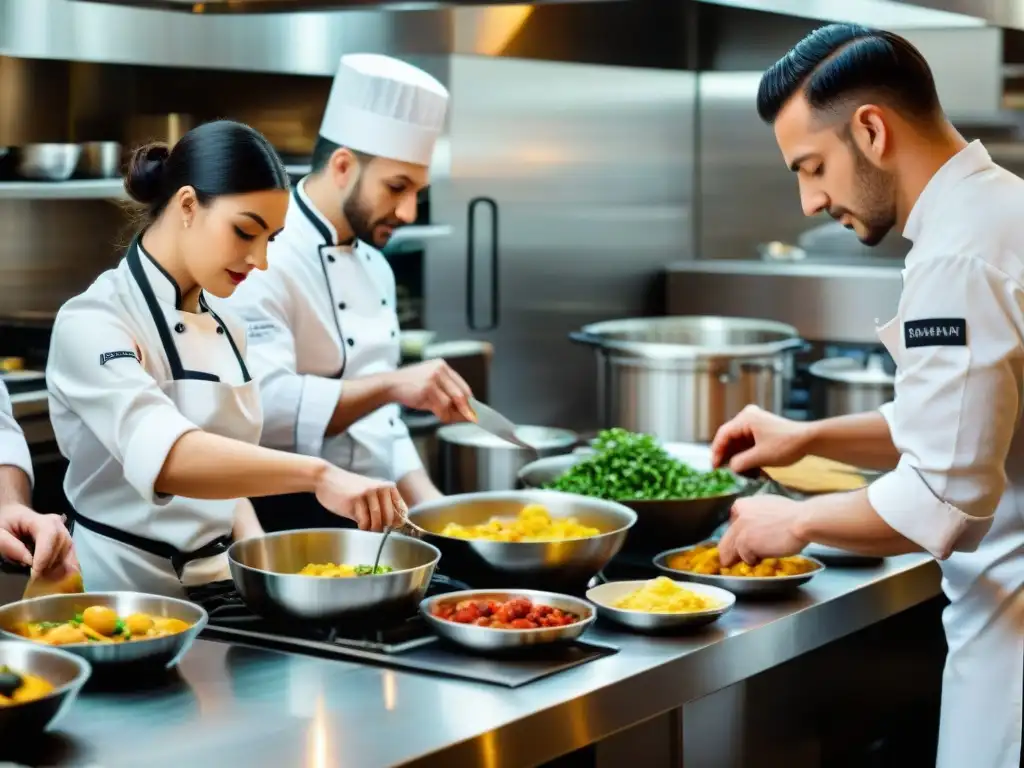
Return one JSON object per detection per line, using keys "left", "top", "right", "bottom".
{"left": 466, "top": 196, "right": 499, "bottom": 331}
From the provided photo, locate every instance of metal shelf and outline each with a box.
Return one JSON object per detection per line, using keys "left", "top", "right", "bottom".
{"left": 0, "top": 179, "right": 127, "bottom": 201}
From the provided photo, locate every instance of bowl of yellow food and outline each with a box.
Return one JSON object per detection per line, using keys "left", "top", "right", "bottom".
{"left": 407, "top": 490, "right": 636, "bottom": 590}
{"left": 0, "top": 641, "right": 91, "bottom": 739}
{"left": 586, "top": 577, "right": 735, "bottom": 632}
{"left": 653, "top": 542, "right": 824, "bottom": 597}
{"left": 0, "top": 592, "right": 205, "bottom": 671}
{"left": 229, "top": 528, "right": 441, "bottom": 623}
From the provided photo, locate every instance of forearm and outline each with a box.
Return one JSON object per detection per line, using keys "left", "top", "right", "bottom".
{"left": 791, "top": 488, "right": 922, "bottom": 557}
{"left": 803, "top": 411, "right": 899, "bottom": 470}
{"left": 0, "top": 465, "right": 32, "bottom": 508}
{"left": 157, "top": 431, "right": 327, "bottom": 500}
{"left": 397, "top": 469, "right": 443, "bottom": 507}
{"left": 325, "top": 373, "right": 394, "bottom": 436}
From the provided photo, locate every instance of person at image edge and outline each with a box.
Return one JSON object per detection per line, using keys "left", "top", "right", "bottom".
{"left": 219, "top": 54, "right": 476, "bottom": 532}
{"left": 709, "top": 25, "right": 1024, "bottom": 768}
{"left": 45, "top": 120, "right": 404, "bottom": 598}
{"left": 0, "top": 380, "right": 76, "bottom": 581}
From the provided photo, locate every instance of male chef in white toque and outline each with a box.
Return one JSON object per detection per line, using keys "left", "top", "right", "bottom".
{"left": 0, "top": 381, "right": 76, "bottom": 579}
{"left": 224, "top": 54, "right": 475, "bottom": 531}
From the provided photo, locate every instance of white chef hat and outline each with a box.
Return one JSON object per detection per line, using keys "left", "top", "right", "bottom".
{"left": 319, "top": 53, "right": 449, "bottom": 167}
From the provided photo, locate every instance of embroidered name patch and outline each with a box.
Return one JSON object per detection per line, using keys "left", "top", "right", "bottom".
{"left": 904, "top": 318, "right": 967, "bottom": 348}
{"left": 99, "top": 350, "right": 140, "bottom": 366}
{"left": 246, "top": 320, "right": 281, "bottom": 345}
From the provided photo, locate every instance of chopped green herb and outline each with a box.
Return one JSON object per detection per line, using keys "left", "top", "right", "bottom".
{"left": 544, "top": 428, "right": 737, "bottom": 501}
{"left": 113, "top": 619, "right": 126, "bottom": 636}
{"left": 36, "top": 621, "right": 64, "bottom": 631}
{"left": 72, "top": 613, "right": 84, "bottom": 625}
{"left": 353, "top": 564, "right": 394, "bottom": 576}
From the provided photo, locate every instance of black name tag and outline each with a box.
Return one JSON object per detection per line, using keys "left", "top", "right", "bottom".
{"left": 99, "top": 350, "right": 139, "bottom": 366}
{"left": 904, "top": 318, "right": 967, "bottom": 348}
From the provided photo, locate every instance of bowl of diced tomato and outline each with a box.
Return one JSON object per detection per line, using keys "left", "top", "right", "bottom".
{"left": 420, "top": 589, "right": 596, "bottom": 652}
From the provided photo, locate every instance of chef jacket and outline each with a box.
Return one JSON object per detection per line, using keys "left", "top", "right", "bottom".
{"left": 219, "top": 178, "right": 422, "bottom": 483}
{"left": 0, "top": 380, "right": 33, "bottom": 487}
{"left": 869, "top": 140, "right": 1024, "bottom": 768}
{"left": 46, "top": 238, "right": 262, "bottom": 596}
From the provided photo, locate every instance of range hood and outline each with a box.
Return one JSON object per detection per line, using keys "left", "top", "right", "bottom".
{"left": 72, "top": 0, "right": 614, "bottom": 11}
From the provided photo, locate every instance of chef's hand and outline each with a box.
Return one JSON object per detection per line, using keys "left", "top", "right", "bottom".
{"left": 0, "top": 504, "right": 79, "bottom": 578}
{"left": 710, "top": 405, "right": 812, "bottom": 475}
{"left": 718, "top": 495, "right": 807, "bottom": 567}
{"left": 386, "top": 360, "right": 476, "bottom": 423}
{"left": 314, "top": 467, "right": 407, "bottom": 532}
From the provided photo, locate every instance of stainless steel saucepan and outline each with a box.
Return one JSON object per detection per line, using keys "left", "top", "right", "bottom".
{"left": 228, "top": 528, "right": 441, "bottom": 623}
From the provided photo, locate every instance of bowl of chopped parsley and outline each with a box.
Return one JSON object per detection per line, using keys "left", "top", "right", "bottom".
{"left": 518, "top": 428, "right": 752, "bottom": 553}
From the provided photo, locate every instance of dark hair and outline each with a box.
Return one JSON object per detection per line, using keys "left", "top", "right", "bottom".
{"left": 125, "top": 120, "right": 290, "bottom": 221}
{"left": 756, "top": 24, "right": 941, "bottom": 125}
{"left": 310, "top": 135, "right": 375, "bottom": 173}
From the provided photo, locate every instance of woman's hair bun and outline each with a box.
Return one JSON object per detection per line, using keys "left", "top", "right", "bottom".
{"left": 124, "top": 143, "right": 171, "bottom": 207}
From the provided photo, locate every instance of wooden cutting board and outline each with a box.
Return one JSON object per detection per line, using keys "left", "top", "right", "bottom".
{"left": 764, "top": 455, "right": 870, "bottom": 494}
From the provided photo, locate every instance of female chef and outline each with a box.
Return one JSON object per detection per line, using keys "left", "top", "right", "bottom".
{"left": 46, "top": 120, "right": 405, "bottom": 598}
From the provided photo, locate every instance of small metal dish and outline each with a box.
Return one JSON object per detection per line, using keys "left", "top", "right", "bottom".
{"left": 78, "top": 141, "right": 123, "bottom": 179}
{"left": 653, "top": 544, "right": 825, "bottom": 597}
{"left": 586, "top": 579, "right": 735, "bottom": 633}
{"left": 16, "top": 144, "right": 82, "bottom": 181}
{"left": 420, "top": 589, "right": 595, "bottom": 653}
{"left": 0, "top": 592, "right": 207, "bottom": 671}
{"left": 0, "top": 641, "right": 91, "bottom": 739}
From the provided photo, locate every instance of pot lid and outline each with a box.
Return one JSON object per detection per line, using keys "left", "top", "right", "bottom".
{"left": 437, "top": 423, "right": 577, "bottom": 450}
{"left": 808, "top": 354, "right": 895, "bottom": 386}
{"left": 574, "top": 316, "right": 803, "bottom": 360}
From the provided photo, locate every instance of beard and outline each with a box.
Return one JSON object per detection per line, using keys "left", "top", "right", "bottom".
{"left": 342, "top": 175, "right": 405, "bottom": 248}
{"left": 832, "top": 141, "right": 898, "bottom": 247}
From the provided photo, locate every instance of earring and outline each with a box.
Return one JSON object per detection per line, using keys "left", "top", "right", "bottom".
{"left": 183, "top": 219, "right": 190, "bottom": 229}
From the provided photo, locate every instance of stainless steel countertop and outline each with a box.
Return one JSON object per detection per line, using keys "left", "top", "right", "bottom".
{"left": 20, "top": 554, "right": 941, "bottom": 768}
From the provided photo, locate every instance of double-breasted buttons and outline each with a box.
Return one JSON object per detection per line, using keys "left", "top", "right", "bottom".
{"left": 326, "top": 254, "right": 336, "bottom": 263}
{"left": 216, "top": 326, "right": 225, "bottom": 335}
{"left": 338, "top": 302, "right": 346, "bottom": 311}
{"left": 174, "top": 322, "right": 186, "bottom": 334}
{"left": 347, "top": 338, "right": 355, "bottom": 347}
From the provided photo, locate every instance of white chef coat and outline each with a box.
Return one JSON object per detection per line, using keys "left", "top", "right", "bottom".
{"left": 868, "top": 141, "right": 1024, "bottom": 768}
{"left": 46, "top": 237, "right": 263, "bottom": 597}
{"left": 0, "top": 380, "right": 33, "bottom": 487}
{"left": 218, "top": 179, "right": 422, "bottom": 483}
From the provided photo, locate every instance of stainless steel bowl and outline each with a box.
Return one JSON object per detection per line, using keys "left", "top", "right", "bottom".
{"left": 518, "top": 453, "right": 749, "bottom": 554}
{"left": 0, "top": 641, "right": 91, "bottom": 739}
{"left": 407, "top": 490, "right": 636, "bottom": 590}
{"left": 420, "top": 589, "right": 595, "bottom": 653}
{"left": 0, "top": 592, "right": 206, "bottom": 671}
{"left": 653, "top": 545, "right": 825, "bottom": 597}
{"left": 229, "top": 528, "right": 441, "bottom": 624}
{"left": 78, "top": 141, "right": 123, "bottom": 179}
{"left": 586, "top": 579, "right": 735, "bottom": 633}
{"left": 16, "top": 144, "right": 82, "bottom": 181}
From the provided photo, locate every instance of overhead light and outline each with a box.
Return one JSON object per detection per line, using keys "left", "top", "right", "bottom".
{"left": 697, "top": 0, "right": 983, "bottom": 29}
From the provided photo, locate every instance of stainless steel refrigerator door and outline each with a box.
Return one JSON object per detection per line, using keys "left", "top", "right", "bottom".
{"left": 426, "top": 55, "right": 697, "bottom": 431}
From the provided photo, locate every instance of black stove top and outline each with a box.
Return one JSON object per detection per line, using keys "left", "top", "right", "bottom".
{"left": 197, "top": 572, "right": 620, "bottom": 687}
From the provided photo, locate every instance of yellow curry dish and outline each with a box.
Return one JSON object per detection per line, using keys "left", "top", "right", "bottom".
{"left": 13, "top": 605, "right": 192, "bottom": 646}
{"left": 0, "top": 665, "right": 55, "bottom": 706}
{"left": 298, "top": 563, "right": 394, "bottom": 577}
{"left": 611, "top": 577, "right": 723, "bottom": 614}
{"left": 666, "top": 543, "right": 819, "bottom": 578}
{"left": 439, "top": 503, "right": 601, "bottom": 542}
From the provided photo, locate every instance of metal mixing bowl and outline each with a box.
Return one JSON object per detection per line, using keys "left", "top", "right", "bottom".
{"left": 78, "top": 141, "right": 123, "bottom": 179}
{"left": 407, "top": 490, "right": 636, "bottom": 590}
{"left": 653, "top": 545, "right": 825, "bottom": 597}
{"left": 0, "top": 641, "right": 91, "bottom": 739}
{"left": 229, "top": 528, "right": 441, "bottom": 623}
{"left": 420, "top": 588, "right": 595, "bottom": 653}
{"left": 16, "top": 144, "right": 82, "bottom": 181}
{"left": 0, "top": 592, "right": 206, "bottom": 671}
{"left": 586, "top": 579, "right": 735, "bottom": 633}
{"left": 518, "top": 453, "right": 749, "bottom": 554}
